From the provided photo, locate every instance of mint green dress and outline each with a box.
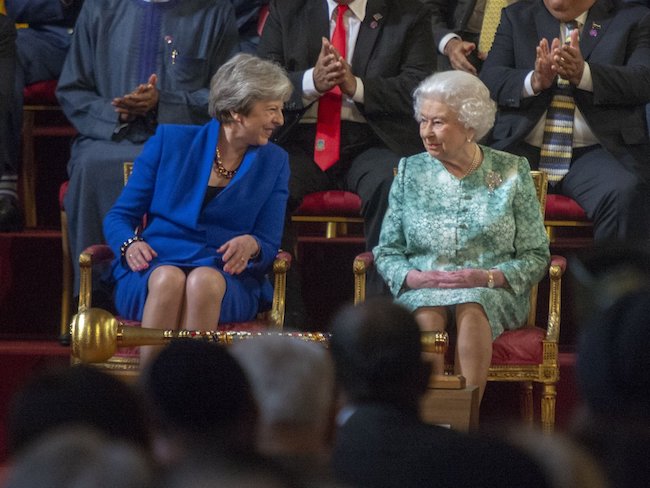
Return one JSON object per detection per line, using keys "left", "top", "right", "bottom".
{"left": 373, "top": 146, "right": 550, "bottom": 339}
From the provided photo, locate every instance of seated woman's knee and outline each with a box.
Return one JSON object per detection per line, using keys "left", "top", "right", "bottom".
{"left": 185, "top": 267, "right": 225, "bottom": 297}
{"left": 148, "top": 266, "right": 186, "bottom": 295}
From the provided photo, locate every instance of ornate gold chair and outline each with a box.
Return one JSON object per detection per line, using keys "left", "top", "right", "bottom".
{"left": 353, "top": 171, "right": 566, "bottom": 432}
{"left": 66, "top": 161, "right": 290, "bottom": 377}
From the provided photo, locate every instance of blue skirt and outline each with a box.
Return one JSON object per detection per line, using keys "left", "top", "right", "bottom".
{"left": 113, "top": 262, "right": 262, "bottom": 326}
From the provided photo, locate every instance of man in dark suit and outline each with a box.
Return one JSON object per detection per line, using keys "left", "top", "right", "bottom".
{"left": 480, "top": 0, "right": 650, "bottom": 243}
{"left": 328, "top": 298, "right": 551, "bottom": 488}
{"left": 0, "top": 0, "right": 84, "bottom": 231}
{"left": 258, "top": 0, "right": 434, "bottom": 321}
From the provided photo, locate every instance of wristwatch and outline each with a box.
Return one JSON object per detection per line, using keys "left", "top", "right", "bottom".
{"left": 486, "top": 269, "right": 495, "bottom": 289}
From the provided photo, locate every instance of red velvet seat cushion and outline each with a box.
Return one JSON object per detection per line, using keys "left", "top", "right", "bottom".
{"left": 59, "top": 181, "right": 68, "bottom": 211}
{"left": 295, "top": 190, "right": 362, "bottom": 216}
{"left": 491, "top": 327, "right": 546, "bottom": 365}
{"left": 23, "top": 79, "right": 59, "bottom": 105}
{"left": 545, "top": 194, "right": 588, "bottom": 221}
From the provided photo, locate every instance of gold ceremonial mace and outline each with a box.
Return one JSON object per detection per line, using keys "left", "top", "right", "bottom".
{"left": 70, "top": 308, "right": 448, "bottom": 364}
{"left": 69, "top": 308, "right": 333, "bottom": 364}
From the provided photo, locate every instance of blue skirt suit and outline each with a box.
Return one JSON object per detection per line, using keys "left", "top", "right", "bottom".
{"left": 103, "top": 119, "right": 289, "bottom": 324}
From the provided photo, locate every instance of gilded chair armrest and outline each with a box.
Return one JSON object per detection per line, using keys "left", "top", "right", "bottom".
{"left": 78, "top": 245, "right": 115, "bottom": 312}
{"left": 353, "top": 251, "right": 375, "bottom": 304}
{"left": 545, "top": 255, "right": 566, "bottom": 343}
{"left": 549, "top": 255, "right": 567, "bottom": 273}
{"left": 354, "top": 251, "right": 374, "bottom": 271}
{"left": 81, "top": 244, "right": 116, "bottom": 264}
{"left": 274, "top": 250, "right": 292, "bottom": 270}
{"left": 270, "top": 251, "right": 292, "bottom": 331}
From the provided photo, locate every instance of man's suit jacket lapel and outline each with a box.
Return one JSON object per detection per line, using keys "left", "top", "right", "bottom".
{"left": 581, "top": 0, "right": 614, "bottom": 60}
{"left": 351, "top": 0, "right": 387, "bottom": 76}
{"left": 534, "top": 0, "right": 615, "bottom": 62}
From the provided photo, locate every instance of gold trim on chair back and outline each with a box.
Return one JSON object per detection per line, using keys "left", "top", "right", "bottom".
{"left": 527, "top": 171, "right": 548, "bottom": 326}
{"left": 123, "top": 162, "right": 134, "bottom": 185}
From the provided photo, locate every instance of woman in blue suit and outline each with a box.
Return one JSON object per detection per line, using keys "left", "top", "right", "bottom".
{"left": 103, "top": 54, "right": 292, "bottom": 348}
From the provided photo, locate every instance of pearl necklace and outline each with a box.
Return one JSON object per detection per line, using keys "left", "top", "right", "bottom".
{"left": 213, "top": 147, "right": 237, "bottom": 179}
{"left": 462, "top": 143, "right": 481, "bottom": 179}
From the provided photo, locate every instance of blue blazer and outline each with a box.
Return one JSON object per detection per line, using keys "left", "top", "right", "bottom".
{"left": 103, "top": 119, "right": 289, "bottom": 314}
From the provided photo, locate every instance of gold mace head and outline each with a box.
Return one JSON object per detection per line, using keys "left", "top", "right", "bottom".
{"left": 70, "top": 308, "right": 120, "bottom": 363}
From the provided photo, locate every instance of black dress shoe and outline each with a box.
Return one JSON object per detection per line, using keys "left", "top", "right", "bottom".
{"left": 0, "top": 195, "right": 24, "bottom": 232}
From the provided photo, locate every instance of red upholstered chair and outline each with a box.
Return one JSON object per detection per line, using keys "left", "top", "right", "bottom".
{"left": 544, "top": 194, "right": 593, "bottom": 246}
{"left": 352, "top": 171, "right": 566, "bottom": 432}
{"left": 73, "top": 243, "right": 292, "bottom": 379}
{"left": 292, "top": 190, "right": 364, "bottom": 241}
{"left": 60, "top": 163, "right": 290, "bottom": 352}
{"left": 22, "top": 79, "right": 77, "bottom": 227}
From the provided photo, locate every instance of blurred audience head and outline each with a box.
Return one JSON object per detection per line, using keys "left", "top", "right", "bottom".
{"left": 7, "top": 364, "right": 151, "bottom": 457}
{"left": 158, "top": 455, "right": 298, "bottom": 488}
{"left": 570, "top": 245, "right": 650, "bottom": 488}
{"left": 4, "top": 427, "right": 155, "bottom": 488}
{"left": 576, "top": 286, "right": 650, "bottom": 423}
{"left": 504, "top": 427, "right": 608, "bottom": 488}
{"left": 230, "top": 335, "right": 335, "bottom": 457}
{"left": 328, "top": 298, "right": 430, "bottom": 409}
{"left": 139, "top": 339, "right": 258, "bottom": 463}
{"left": 569, "top": 243, "right": 650, "bottom": 326}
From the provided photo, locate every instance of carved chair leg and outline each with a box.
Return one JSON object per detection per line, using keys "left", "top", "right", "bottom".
{"left": 541, "top": 383, "right": 557, "bottom": 434}
{"left": 519, "top": 381, "right": 534, "bottom": 425}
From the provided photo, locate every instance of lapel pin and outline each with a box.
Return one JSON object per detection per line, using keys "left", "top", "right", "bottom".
{"left": 370, "top": 13, "right": 382, "bottom": 28}
{"left": 589, "top": 22, "right": 601, "bottom": 37}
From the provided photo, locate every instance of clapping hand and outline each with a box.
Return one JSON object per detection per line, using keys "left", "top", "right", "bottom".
{"left": 112, "top": 73, "right": 160, "bottom": 122}
{"left": 531, "top": 37, "right": 560, "bottom": 93}
{"left": 313, "top": 38, "right": 356, "bottom": 96}
{"left": 552, "top": 28, "right": 584, "bottom": 86}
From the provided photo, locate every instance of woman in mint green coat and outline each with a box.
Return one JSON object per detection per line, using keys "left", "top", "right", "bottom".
{"left": 374, "top": 71, "right": 550, "bottom": 402}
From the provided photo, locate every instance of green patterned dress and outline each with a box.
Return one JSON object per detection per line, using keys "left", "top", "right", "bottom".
{"left": 374, "top": 146, "right": 550, "bottom": 339}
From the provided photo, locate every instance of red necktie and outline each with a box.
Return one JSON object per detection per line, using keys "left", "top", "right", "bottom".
{"left": 314, "top": 4, "right": 348, "bottom": 171}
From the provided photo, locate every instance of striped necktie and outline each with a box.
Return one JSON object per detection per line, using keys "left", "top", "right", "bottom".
{"left": 539, "top": 20, "right": 579, "bottom": 184}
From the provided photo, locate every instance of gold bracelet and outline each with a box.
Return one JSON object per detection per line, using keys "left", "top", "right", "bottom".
{"left": 486, "top": 269, "right": 495, "bottom": 289}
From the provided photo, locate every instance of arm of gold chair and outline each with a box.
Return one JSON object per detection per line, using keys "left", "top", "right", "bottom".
{"left": 78, "top": 245, "right": 115, "bottom": 312}
{"left": 270, "top": 251, "right": 292, "bottom": 331}
{"left": 353, "top": 251, "right": 374, "bottom": 305}
{"left": 545, "top": 255, "right": 566, "bottom": 343}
